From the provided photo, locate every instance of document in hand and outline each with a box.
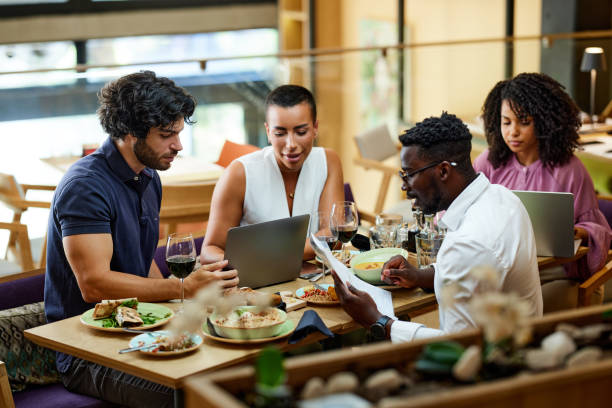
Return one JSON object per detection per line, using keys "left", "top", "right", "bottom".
{"left": 310, "top": 234, "right": 396, "bottom": 318}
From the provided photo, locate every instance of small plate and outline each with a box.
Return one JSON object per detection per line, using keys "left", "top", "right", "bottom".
{"left": 201, "top": 319, "right": 295, "bottom": 344}
{"left": 128, "top": 331, "right": 202, "bottom": 356}
{"left": 80, "top": 303, "right": 174, "bottom": 332}
{"left": 296, "top": 283, "right": 339, "bottom": 305}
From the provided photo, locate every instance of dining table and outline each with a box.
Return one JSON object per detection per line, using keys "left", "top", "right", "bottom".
{"left": 23, "top": 261, "right": 437, "bottom": 407}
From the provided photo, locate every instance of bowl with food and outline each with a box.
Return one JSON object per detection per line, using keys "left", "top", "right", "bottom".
{"left": 350, "top": 248, "right": 408, "bottom": 285}
{"left": 209, "top": 306, "right": 287, "bottom": 340}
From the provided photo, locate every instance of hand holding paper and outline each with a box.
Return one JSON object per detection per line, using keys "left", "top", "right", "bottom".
{"left": 310, "top": 234, "right": 396, "bottom": 319}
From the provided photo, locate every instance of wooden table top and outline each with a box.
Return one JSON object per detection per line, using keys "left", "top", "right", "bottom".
{"left": 24, "top": 275, "right": 436, "bottom": 389}
{"left": 40, "top": 154, "right": 223, "bottom": 186}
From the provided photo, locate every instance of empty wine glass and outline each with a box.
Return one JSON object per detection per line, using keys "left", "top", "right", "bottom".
{"left": 330, "top": 201, "right": 358, "bottom": 264}
{"left": 165, "top": 233, "right": 196, "bottom": 313}
{"left": 314, "top": 211, "right": 338, "bottom": 276}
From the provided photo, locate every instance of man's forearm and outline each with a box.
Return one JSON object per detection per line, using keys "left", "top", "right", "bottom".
{"left": 76, "top": 269, "right": 180, "bottom": 303}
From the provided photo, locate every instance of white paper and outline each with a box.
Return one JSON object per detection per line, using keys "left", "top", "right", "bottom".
{"left": 310, "top": 234, "right": 396, "bottom": 318}
{"left": 574, "top": 238, "right": 581, "bottom": 255}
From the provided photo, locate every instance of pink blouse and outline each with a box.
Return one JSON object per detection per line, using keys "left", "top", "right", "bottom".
{"left": 473, "top": 149, "right": 612, "bottom": 281}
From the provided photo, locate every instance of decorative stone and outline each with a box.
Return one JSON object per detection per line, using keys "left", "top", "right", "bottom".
{"left": 566, "top": 347, "right": 603, "bottom": 368}
{"left": 325, "top": 372, "right": 359, "bottom": 395}
{"left": 301, "top": 377, "right": 325, "bottom": 400}
{"left": 452, "top": 345, "right": 482, "bottom": 381}
{"left": 525, "top": 349, "right": 559, "bottom": 370}
{"left": 555, "top": 323, "right": 580, "bottom": 338}
{"left": 576, "top": 324, "right": 612, "bottom": 341}
{"left": 363, "top": 369, "right": 405, "bottom": 400}
{"left": 541, "top": 331, "right": 576, "bottom": 362}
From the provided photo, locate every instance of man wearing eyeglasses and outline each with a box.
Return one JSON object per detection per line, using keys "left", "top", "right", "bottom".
{"left": 332, "top": 112, "right": 543, "bottom": 342}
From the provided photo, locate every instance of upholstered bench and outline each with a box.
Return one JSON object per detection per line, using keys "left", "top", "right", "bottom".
{"left": 0, "top": 272, "right": 114, "bottom": 408}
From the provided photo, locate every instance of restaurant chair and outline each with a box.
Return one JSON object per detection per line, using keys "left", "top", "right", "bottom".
{"left": 0, "top": 173, "right": 54, "bottom": 271}
{"left": 579, "top": 258, "right": 612, "bottom": 307}
{"left": 159, "top": 181, "right": 216, "bottom": 237}
{"left": 0, "top": 222, "right": 34, "bottom": 278}
{"left": 0, "top": 268, "right": 114, "bottom": 408}
{"left": 353, "top": 124, "right": 400, "bottom": 221}
{"left": 1, "top": 361, "right": 13, "bottom": 408}
{"left": 214, "top": 140, "right": 260, "bottom": 168}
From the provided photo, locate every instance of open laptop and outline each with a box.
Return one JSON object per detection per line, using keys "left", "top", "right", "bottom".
{"left": 225, "top": 214, "right": 310, "bottom": 288}
{"left": 512, "top": 190, "right": 575, "bottom": 257}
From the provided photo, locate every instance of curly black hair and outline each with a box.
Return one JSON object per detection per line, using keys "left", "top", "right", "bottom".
{"left": 265, "top": 84, "right": 317, "bottom": 122}
{"left": 97, "top": 70, "right": 196, "bottom": 140}
{"left": 482, "top": 72, "right": 580, "bottom": 168}
{"left": 399, "top": 112, "right": 473, "bottom": 175}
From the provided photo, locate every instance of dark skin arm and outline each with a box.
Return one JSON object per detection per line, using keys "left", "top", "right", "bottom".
{"left": 380, "top": 255, "right": 435, "bottom": 290}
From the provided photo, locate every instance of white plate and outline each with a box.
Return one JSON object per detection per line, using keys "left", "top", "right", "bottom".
{"left": 128, "top": 331, "right": 202, "bottom": 356}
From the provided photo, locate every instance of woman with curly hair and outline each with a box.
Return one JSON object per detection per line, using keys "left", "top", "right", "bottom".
{"left": 474, "top": 72, "right": 611, "bottom": 311}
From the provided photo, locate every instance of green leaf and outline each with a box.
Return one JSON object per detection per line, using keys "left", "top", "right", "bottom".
{"left": 255, "top": 347, "right": 285, "bottom": 388}
{"left": 423, "top": 341, "right": 465, "bottom": 365}
{"left": 120, "top": 299, "right": 139, "bottom": 309}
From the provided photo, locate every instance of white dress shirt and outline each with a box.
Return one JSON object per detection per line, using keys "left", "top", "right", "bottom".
{"left": 390, "top": 173, "right": 543, "bottom": 343}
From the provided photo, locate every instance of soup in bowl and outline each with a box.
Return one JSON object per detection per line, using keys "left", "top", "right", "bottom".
{"left": 209, "top": 306, "right": 287, "bottom": 340}
{"left": 350, "top": 248, "right": 409, "bottom": 285}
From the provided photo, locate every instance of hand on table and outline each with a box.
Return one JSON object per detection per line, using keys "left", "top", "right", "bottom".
{"left": 184, "top": 260, "right": 239, "bottom": 296}
{"left": 381, "top": 255, "right": 418, "bottom": 288}
{"left": 330, "top": 270, "right": 381, "bottom": 328}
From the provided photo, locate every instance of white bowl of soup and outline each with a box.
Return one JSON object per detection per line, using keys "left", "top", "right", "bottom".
{"left": 209, "top": 306, "right": 287, "bottom": 340}
{"left": 350, "top": 248, "right": 409, "bottom": 285}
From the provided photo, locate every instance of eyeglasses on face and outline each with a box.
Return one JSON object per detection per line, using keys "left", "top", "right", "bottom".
{"left": 398, "top": 161, "right": 457, "bottom": 181}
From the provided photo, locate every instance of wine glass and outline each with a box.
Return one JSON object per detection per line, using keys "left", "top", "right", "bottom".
{"left": 330, "top": 201, "right": 358, "bottom": 264}
{"left": 165, "top": 233, "right": 196, "bottom": 313}
{"left": 314, "top": 211, "right": 338, "bottom": 276}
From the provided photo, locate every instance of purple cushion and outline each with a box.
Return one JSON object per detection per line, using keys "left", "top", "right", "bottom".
{"left": 155, "top": 236, "right": 204, "bottom": 278}
{"left": 13, "top": 383, "right": 116, "bottom": 408}
{"left": 0, "top": 274, "right": 44, "bottom": 310}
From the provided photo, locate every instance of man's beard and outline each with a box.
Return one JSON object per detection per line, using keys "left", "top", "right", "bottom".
{"left": 134, "top": 138, "right": 173, "bottom": 171}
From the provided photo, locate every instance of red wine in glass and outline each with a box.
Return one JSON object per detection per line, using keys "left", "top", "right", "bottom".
{"left": 333, "top": 225, "right": 358, "bottom": 244}
{"left": 166, "top": 255, "right": 196, "bottom": 279}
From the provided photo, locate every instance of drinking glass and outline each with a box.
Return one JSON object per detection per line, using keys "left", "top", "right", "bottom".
{"left": 415, "top": 235, "right": 444, "bottom": 269}
{"left": 165, "top": 233, "right": 196, "bottom": 312}
{"left": 314, "top": 211, "right": 338, "bottom": 275}
{"left": 331, "top": 201, "right": 358, "bottom": 264}
{"left": 375, "top": 213, "right": 403, "bottom": 247}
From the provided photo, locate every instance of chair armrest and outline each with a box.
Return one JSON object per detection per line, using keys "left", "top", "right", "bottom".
{"left": 353, "top": 157, "right": 398, "bottom": 176}
{"left": 21, "top": 184, "right": 56, "bottom": 192}
{"left": 13, "top": 199, "right": 51, "bottom": 209}
{"left": 0, "top": 268, "right": 45, "bottom": 284}
{"left": 0, "top": 361, "right": 16, "bottom": 408}
{"left": 578, "top": 259, "right": 612, "bottom": 306}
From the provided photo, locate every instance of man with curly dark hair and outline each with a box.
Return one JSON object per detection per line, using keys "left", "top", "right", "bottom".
{"left": 331, "top": 112, "right": 542, "bottom": 342}
{"left": 474, "top": 72, "right": 612, "bottom": 311}
{"left": 44, "top": 71, "right": 238, "bottom": 407}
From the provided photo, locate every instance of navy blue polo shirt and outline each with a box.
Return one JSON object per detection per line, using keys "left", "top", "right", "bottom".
{"left": 44, "top": 137, "right": 161, "bottom": 373}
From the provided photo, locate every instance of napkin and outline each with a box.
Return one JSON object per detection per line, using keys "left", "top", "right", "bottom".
{"left": 287, "top": 310, "right": 334, "bottom": 344}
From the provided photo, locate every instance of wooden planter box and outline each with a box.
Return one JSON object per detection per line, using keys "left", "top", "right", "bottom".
{"left": 184, "top": 304, "right": 612, "bottom": 408}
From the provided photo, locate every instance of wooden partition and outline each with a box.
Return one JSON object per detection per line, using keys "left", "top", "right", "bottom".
{"left": 184, "top": 304, "right": 612, "bottom": 408}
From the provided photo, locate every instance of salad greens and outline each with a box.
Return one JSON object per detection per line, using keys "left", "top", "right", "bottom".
{"left": 99, "top": 308, "right": 171, "bottom": 328}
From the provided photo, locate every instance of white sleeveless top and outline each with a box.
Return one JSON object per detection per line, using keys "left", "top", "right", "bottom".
{"left": 237, "top": 146, "right": 327, "bottom": 234}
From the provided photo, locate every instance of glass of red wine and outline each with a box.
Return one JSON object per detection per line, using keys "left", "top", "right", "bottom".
{"left": 165, "top": 233, "right": 196, "bottom": 313}
{"left": 331, "top": 201, "right": 358, "bottom": 264}
{"left": 314, "top": 211, "right": 338, "bottom": 276}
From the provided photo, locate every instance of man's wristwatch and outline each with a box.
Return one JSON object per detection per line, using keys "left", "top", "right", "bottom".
{"left": 369, "top": 315, "right": 393, "bottom": 341}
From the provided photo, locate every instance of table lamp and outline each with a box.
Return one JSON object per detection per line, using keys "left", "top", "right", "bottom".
{"left": 580, "top": 47, "right": 607, "bottom": 123}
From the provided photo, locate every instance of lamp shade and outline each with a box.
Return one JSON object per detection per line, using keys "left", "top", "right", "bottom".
{"left": 580, "top": 47, "right": 607, "bottom": 72}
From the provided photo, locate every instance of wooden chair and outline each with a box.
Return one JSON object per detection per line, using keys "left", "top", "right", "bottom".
{"left": 0, "top": 361, "right": 15, "bottom": 408}
{"left": 579, "top": 258, "right": 612, "bottom": 306}
{"left": 0, "top": 173, "right": 53, "bottom": 270}
{"left": 159, "top": 181, "right": 216, "bottom": 237}
{"left": 353, "top": 124, "right": 400, "bottom": 223}
{"left": 0, "top": 222, "right": 34, "bottom": 277}
{"left": 215, "top": 140, "right": 259, "bottom": 168}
